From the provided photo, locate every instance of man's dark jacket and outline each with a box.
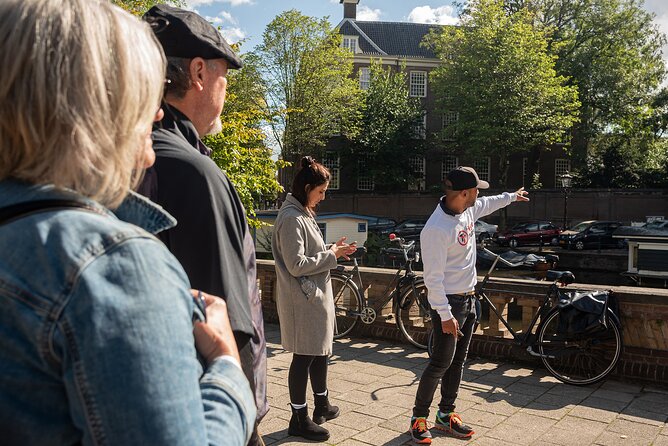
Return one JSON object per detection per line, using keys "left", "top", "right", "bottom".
{"left": 139, "top": 103, "right": 253, "bottom": 337}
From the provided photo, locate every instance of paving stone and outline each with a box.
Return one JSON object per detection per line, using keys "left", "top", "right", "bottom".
{"left": 654, "top": 435, "right": 668, "bottom": 446}
{"left": 568, "top": 396, "right": 629, "bottom": 423}
{"left": 353, "top": 426, "right": 411, "bottom": 445}
{"left": 626, "top": 396, "right": 668, "bottom": 417}
{"left": 590, "top": 388, "right": 636, "bottom": 404}
{"left": 604, "top": 417, "right": 662, "bottom": 439}
{"left": 325, "top": 423, "right": 360, "bottom": 444}
{"left": 504, "top": 411, "right": 558, "bottom": 430}
{"left": 619, "top": 405, "right": 668, "bottom": 426}
{"left": 553, "top": 415, "right": 608, "bottom": 437}
{"left": 357, "top": 401, "right": 409, "bottom": 419}
{"left": 593, "top": 430, "right": 655, "bottom": 446}
{"left": 474, "top": 399, "right": 524, "bottom": 417}
{"left": 459, "top": 407, "right": 509, "bottom": 428}
{"left": 599, "top": 380, "right": 644, "bottom": 394}
{"left": 519, "top": 402, "right": 574, "bottom": 420}
{"left": 485, "top": 419, "right": 544, "bottom": 445}
{"left": 537, "top": 426, "right": 600, "bottom": 445}
{"left": 336, "top": 439, "right": 372, "bottom": 446}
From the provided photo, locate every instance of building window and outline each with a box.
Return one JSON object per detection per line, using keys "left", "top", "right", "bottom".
{"left": 474, "top": 157, "right": 491, "bottom": 182}
{"left": 409, "top": 71, "right": 427, "bottom": 97}
{"left": 413, "top": 111, "right": 427, "bottom": 139}
{"left": 555, "top": 159, "right": 571, "bottom": 187}
{"left": 357, "top": 156, "right": 374, "bottom": 191}
{"left": 408, "top": 156, "right": 426, "bottom": 191}
{"left": 442, "top": 111, "right": 458, "bottom": 128}
{"left": 522, "top": 157, "right": 528, "bottom": 185}
{"left": 323, "top": 152, "right": 340, "bottom": 190}
{"left": 359, "top": 67, "right": 370, "bottom": 90}
{"left": 342, "top": 36, "right": 358, "bottom": 53}
{"left": 441, "top": 155, "right": 459, "bottom": 180}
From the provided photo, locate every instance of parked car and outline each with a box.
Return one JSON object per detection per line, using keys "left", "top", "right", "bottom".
{"left": 391, "top": 218, "right": 428, "bottom": 240}
{"left": 367, "top": 216, "right": 397, "bottom": 234}
{"left": 643, "top": 220, "right": 668, "bottom": 230}
{"left": 494, "top": 221, "right": 561, "bottom": 248}
{"left": 474, "top": 220, "right": 498, "bottom": 241}
{"left": 558, "top": 220, "right": 625, "bottom": 250}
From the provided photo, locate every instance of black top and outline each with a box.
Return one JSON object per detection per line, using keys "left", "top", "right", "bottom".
{"left": 139, "top": 103, "right": 253, "bottom": 337}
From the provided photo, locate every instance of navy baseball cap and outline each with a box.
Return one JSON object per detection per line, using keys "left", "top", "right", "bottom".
{"left": 143, "top": 4, "right": 243, "bottom": 69}
{"left": 445, "top": 166, "right": 490, "bottom": 190}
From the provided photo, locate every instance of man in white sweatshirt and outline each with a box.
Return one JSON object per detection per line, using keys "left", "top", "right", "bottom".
{"left": 409, "top": 166, "right": 529, "bottom": 444}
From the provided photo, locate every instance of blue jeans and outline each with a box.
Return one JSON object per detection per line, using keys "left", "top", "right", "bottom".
{"left": 413, "top": 294, "right": 477, "bottom": 417}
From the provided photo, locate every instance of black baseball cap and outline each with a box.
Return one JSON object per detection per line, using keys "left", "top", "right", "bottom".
{"left": 445, "top": 166, "right": 489, "bottom": 191}
{"left": 143, "top": 4, "right": 243, "bottom": 69}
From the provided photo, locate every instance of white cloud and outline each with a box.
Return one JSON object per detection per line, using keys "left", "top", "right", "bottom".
{"left": 220, "top": 27, "right": 246, "bottom": 43}
{"left": 357, "top": 5, "right": 382, "bottom": 21}
{"left": 407, "top": 5, "right": 459, "bottom": 25}
{"left": 185, "top": 0, "right": 253, "bottom": 7}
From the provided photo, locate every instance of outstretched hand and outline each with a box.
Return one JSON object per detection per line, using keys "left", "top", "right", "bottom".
{"left": 515, "top": 187, "right": 530, "bottom": 202}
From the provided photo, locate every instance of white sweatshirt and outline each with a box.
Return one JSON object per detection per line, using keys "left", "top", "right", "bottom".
{"left": 420, "top": 192, "right": 517, "bottom": 321}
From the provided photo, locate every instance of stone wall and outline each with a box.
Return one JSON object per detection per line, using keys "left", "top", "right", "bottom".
{"left": 257, "top": 259, "right": 668, "bottom": 385}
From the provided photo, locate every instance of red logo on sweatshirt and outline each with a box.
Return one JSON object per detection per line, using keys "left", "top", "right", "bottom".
{"left": 457, "top": 230, "right": 468, "bottom": 246}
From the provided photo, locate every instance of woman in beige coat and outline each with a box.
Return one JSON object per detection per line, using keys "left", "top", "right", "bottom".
{"left": 272, "top": 156, "right": 356, "bottom": 442}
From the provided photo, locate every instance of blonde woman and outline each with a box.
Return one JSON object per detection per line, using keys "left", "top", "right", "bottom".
{"left": 272, "top": 156, "right": 356, "bottom": 442}
{"left": 0, "top": 0, "right": 255, "bottom": 444}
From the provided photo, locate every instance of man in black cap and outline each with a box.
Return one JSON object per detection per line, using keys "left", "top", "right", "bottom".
{"left": 139, "top": 5, "right": 267, "bottom": 445}
{"left": 409, "top": 167, "right": 528, "bottom": 445}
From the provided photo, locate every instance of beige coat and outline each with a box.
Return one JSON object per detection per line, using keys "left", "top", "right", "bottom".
{"left": 271, "top": 194, "right": 338, "bottom": 355}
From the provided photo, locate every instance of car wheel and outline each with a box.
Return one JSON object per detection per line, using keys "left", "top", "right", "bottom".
{"left": 509, "top": 238, "right": 518, "bottom": 248}
{"left": 575, "top": 240, "right": 584, "bottom": 250}
{"left": 479, "top": 232, "right": 490, "bottom": 241}
{"left": 551, "top": 237, "right": 559, "bottom": 246}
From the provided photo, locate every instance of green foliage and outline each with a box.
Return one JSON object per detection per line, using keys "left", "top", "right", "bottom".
{"left": 505, "top": 0, "right": 667, "bottom": 175}
{"left": 428, "top": 0, "right": 580, "bottom": 188}
{"left": 205, "top": 55, "right": 288, "bottom": 228}
{"left": 253, "top": 10, "right": 362, "bottom": 160}
{"left": 346, "top": 61, "right": 426, "bottom": 192}
{"left": 363, "top": 231, "right": 392, "bottom": 266}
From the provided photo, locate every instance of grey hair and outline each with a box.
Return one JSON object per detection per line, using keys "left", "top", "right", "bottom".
{"left": 0, "top": 0, "right": 166, "bottom": 208}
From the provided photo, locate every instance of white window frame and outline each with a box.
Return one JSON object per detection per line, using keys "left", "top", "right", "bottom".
{"left": 359, "top": 67, "right": 370, "bottom": 90}
{"left": 442, "top": 111, "right": 458, "bottom": 128}
{"left": 555, "top": 158, "right": 571, "bottom": 187}
{"left": 408, "top": 156, "right": 426, "bottom": 191}
{"left": 441, "top": 155, "right": 459, "bottom": 181}
{"left": 342, "top": 36, "right": 359, "bottom": 54}
{"left": 357, "top": 157, "right": 374, "bottom": 191}
{"left": 474, "top": 157, "right": 491, "bottom": 182}
{"left": 409, "top": 71, "right": 427, "bottom": 98}
{"left": 413, "top": 111, "right": 427, "bottom": 139}
{"left": 323, "top": 152, "right": 340, "bottom": 190}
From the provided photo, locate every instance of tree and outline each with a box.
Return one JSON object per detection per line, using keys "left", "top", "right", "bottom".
{"left": 428, "top": 0, "right": 580, "bottom": 188}
{"left": 346, "top": 61, "right": 426, "bottom": 192}
{"left": 205, "top": 52, "right": 288, "bottom": 227}
{"left": 253, "top": 10, "right": 362, "bottom": 163}
{"left": 504, "top": 0, "right": 667, "bottom": 165}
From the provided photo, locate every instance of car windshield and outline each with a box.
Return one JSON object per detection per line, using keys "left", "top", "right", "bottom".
{"left": 570, "top": 222, "right": 591, "bottom": 232}
{"left": 645, "top": 220, "right": 667, "bottom": 229}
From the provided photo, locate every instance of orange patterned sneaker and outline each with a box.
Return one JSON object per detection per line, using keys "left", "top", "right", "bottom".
{"left": 433, "top": 411, "right": 474, "bottom": 438}
{"left": 410, "top": 417, "right": 432, "bottom": 444}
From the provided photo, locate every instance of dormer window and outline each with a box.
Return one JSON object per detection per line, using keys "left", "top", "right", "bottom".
{"left": 342, "top": 36, "right": 359, "bottom": 53}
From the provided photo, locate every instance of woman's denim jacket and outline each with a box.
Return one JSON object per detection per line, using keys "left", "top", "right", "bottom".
{"left": 0, "top": 180, "right": 256, "bottom": 445}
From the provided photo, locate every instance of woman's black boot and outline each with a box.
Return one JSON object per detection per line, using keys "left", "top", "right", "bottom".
{"left": 288, "top": 405, "right": 330, "bottom": 441}
{"left": 313, "top": 392, "right": 340, "bottom": 425}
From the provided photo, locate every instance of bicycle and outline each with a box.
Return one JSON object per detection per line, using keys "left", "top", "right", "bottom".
{"left": 427, "top": 242, "right": 623, "bottom": 385}
{"left": 331, "top": 234, "right": 432, "bottom": 349}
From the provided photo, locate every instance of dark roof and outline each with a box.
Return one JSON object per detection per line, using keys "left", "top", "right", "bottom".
{"left": 338, "top": 19, "right": 441, "bottom": 59}
{"left": 613, "top": 226, "right": 668, "bottom": 241}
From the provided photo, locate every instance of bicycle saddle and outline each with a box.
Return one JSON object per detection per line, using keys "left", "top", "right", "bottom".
{"left": 546, "top": 270, "right": 575, "bottom": 284}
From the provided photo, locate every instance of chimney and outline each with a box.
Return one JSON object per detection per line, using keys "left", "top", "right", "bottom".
{"left": 340, "top": 0, "right": 360, "bottom": 20}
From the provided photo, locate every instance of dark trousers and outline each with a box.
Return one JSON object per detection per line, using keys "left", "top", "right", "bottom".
{"left": 235, "top": 332, "right": 263, "bottom": 446}
{"left": 288, "top": 354, "right": 329, "bottom": 405}
{"left": 413, "top": 295, "right": 477, "bottom": 418}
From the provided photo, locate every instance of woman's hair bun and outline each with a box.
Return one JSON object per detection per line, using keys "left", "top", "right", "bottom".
{"left": 301, "top": 156, "right": 315, "bottom": 169}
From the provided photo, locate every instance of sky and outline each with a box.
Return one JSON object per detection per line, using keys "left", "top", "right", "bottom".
{"left": 185, "top": 0, "right": 668, "bottom": 70}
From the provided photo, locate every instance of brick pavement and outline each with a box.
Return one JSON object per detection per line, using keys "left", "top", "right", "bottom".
{"left": 259, "top": 323, "right": 668, "bottom": 446}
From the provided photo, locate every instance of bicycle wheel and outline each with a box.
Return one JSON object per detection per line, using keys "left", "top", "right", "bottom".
{"left": 396, "top": 280, "right": 432, "bottom": 349}
{"left": 537, "top": 308, "right": 622, "bottom": 385}
{"left": 331, "top": 273, "right": 363, "bottom": 339}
